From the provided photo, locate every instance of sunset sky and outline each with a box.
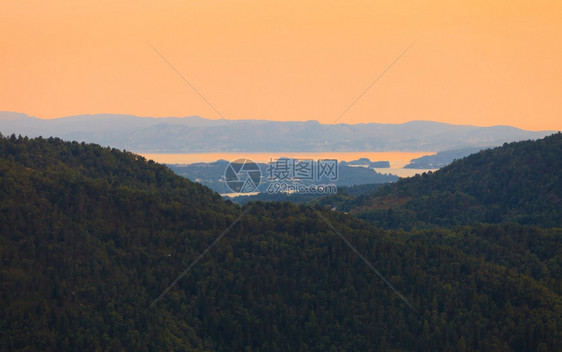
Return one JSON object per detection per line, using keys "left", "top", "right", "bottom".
{"left": 1, "top": 0, "right": 561, "bottom": 131}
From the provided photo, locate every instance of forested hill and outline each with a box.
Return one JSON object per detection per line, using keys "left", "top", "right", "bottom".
{"left": 332, "top": 133, "right": 562, "bottom": 229}
{"left": 1, "top": 134, "right": 561, "bottom": 351}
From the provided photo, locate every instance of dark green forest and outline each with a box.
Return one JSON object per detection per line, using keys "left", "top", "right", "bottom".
{"left": 320, "top": 133, "right": 562, "bottom": 230}
{"left": 0, "top": 134, "right": 561, "bottom": 351}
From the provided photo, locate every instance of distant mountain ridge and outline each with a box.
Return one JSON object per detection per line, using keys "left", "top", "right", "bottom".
{"left": 0, "top": 112, "right": 554, "bottom": 153}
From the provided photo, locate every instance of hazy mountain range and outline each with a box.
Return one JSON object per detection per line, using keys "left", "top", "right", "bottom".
{"left": 0, "top": 112, "right": 554, "bottom": 153}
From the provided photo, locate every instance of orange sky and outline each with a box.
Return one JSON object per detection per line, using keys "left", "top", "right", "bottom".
{"left": 1, "top": 0, "right": 561, "bottom": 131}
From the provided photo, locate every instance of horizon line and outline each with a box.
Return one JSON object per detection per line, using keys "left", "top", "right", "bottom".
{"left": 0, "top": 111, "right": 557, "bottom": 132}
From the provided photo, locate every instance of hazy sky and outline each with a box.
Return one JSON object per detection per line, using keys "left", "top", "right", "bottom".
{"left": 1, "top": 0, "right": 561, "bottom": 131}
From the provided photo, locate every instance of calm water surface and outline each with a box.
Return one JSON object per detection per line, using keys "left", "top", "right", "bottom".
{"left": 140, "top": 151, "right": 438, "bottom": 178}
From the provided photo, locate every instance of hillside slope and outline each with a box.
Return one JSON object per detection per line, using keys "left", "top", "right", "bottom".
{"left": 327, "top": 133, "right": 562, "bottom": 229}
{"left": 0, "top": 134, "right": 561, "bottom": 351}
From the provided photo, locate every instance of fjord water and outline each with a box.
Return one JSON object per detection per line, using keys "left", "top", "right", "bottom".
{"left": 140, "top": 151, "right": 437, "bottom": 178}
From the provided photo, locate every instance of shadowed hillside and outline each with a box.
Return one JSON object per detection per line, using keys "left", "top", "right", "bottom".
{"left": 1, "top": 134, "right": 560, "bottom": 351}
{"left": 321, "top": 133, "right": 562, "bottom": 229}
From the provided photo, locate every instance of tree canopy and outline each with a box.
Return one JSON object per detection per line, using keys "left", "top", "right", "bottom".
{"left": 0, "top": 134, "right": 560, "bottom": 351}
